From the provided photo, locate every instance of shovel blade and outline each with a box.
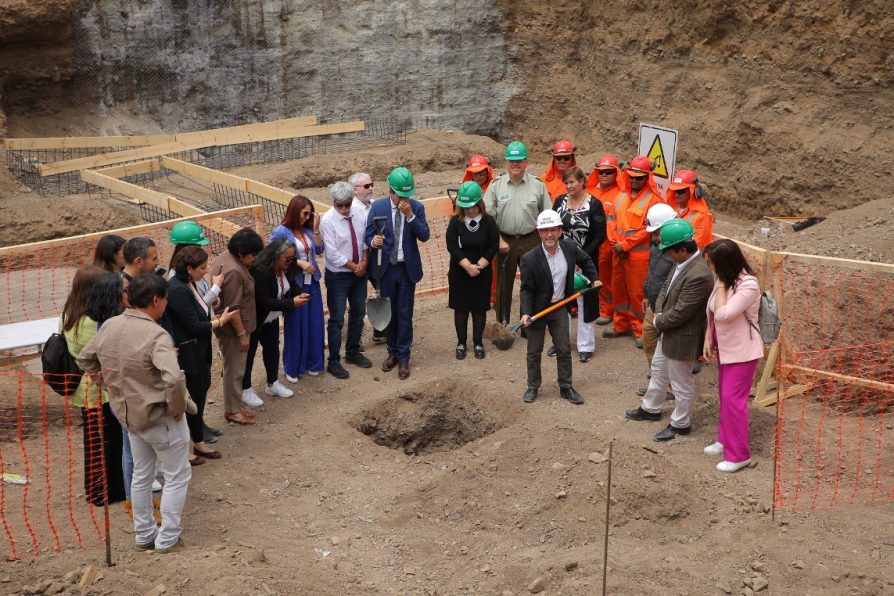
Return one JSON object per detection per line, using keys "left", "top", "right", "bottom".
{"left": 366, "top": 297, "right": 392, "bottom": 331}
{"left": 506, "top": 322, "right": 523, "bottom": 335}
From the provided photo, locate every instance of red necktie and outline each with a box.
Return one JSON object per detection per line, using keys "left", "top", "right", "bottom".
{"left": 346, "top": 216, "right": 359, "bottom": 263}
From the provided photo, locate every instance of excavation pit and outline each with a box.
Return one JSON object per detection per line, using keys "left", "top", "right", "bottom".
{"left": 352, "top": 381, "right": 503, "bottom": 455}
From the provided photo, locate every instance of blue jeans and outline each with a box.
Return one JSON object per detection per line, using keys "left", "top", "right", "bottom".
{"left": 324, "top": 270, "right": 367, "bottom": 364}
{"left": 379, "top": 263, "right": 416, "bottom": 363}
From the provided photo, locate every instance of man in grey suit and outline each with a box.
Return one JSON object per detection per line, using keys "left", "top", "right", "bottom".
{"left": 624, "top": 219, "right": 713, "bottom": 441}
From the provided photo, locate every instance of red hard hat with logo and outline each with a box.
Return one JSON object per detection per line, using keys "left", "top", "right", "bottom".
{"left": 467, "top": 154, "right": 490, "bottom": 173}
{"left": 669, "top": 169, "right": 698, "bottom": 190}
{"left": 595, "top": 155, "right": 619, "bottom": 170}
{"left": 626, "top": 155, "right": 653, "bottom": 176}
{"left": 552, "top": 140, "right": 575, "bottom": 156}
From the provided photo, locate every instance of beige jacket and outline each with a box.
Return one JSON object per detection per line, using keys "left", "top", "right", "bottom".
{"left": 78, "top": 309, "right": 196, "bottom": 432}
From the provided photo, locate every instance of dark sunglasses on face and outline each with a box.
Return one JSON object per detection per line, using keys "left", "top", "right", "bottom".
{"left": 674, "top": 188, "right": 689, "bottom": 195}
{"left": 554, "top": 155, "right": 573, "bottom": 162}
{"left": 300, "top": 210, "right": 312, "bottom": 216}
{"left": 628, "top": 174, "right": 647, "bottom": 180}
{"left": 354, "top": 183, "right": 374, "bottom": 189}
{"left": 597, "top": 169, "right": 615, "bottom": 175}
{"left": 333, "top": 201, "right": 352, "bottom": 209}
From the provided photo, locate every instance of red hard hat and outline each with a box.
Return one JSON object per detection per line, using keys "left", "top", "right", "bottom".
{"left": 669, "top": 169, "right": 698, "bottom": 190}
{"left": 467, "top": 154, "right": 490, "bottom": 173}
{"left": 627, "top": 155, "right": 653, "bottom": 175}
{"left": 595, "top": 155, "right": 619, "bottom": 170}
{"left": 552, "top": 140, "right": 575, "bottom": 156}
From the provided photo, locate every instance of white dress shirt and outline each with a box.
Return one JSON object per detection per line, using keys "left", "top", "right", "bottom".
{"left": 320, "top": 205, "right": 367, "bottom": 273}
{"left": 389, "top": 201, "right": 416, "bottom": 263}
{"left": 543, "top": 245, "right": 568, "bottom": 303}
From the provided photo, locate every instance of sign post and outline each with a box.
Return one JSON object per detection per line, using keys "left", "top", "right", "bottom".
{"left": 637, "top": 124, "right": 678, "bottom": 198}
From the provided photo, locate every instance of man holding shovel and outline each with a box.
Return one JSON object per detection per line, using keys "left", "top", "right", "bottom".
{"left": 519, "top": 210, "right": 599, "bottom": 405}
{"left": 366, "top": 167, "right": 430, "bottom": 380}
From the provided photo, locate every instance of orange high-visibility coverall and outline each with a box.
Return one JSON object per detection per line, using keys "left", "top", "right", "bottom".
{"left": 668, "top": 191, "right": 714, "bottom": 249}
{"left": 610, "top": 185, "right": 662, "bottom": 337}
{"left": 589, "top": 176, "right": 624, "bottom": 321}
{"left": 542, "top": 157, "right": 576, "bottom": 201}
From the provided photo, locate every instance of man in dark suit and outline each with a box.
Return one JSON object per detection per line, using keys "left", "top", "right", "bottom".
{"left": 366, "top": 167, "right": 430, "bottom": 380}
{"left": 625, "top": 219, "right": 713, "bottom": 441}
{"left": 519, "top": 209, "right": 600, "bottom": 405}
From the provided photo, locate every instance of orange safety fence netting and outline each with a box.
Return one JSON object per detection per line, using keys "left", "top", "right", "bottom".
{"left": 771, "top": 257, "right": 894, "bottom": 513}
{"left": 0, "top": 371, "right": 111, "bottom": 561}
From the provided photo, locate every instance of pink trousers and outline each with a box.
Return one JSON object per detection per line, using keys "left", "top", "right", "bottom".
{"left": 716, "top": 358, "right": 759, "bottom": 463}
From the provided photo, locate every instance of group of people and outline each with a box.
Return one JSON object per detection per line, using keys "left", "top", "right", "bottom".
{"left": 61, "top": 142, "right": 764, "bottom": 552}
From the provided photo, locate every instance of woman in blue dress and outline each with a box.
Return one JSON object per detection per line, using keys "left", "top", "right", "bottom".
{"left": 270, "top": 195, "right": 325, "bottom": 380}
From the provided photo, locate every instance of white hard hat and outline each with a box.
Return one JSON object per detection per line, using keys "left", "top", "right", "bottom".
{"left": 645, "top": 203, "right": 676, "bottom": 232}
{"left": 536, "top": 209, "right": 563, "bottom": 230}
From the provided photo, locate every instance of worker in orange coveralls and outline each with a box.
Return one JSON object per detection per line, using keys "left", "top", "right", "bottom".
{"left": 462, "top": 154, "right": 494, "bottom": 194}
{"left": 603, "top": 155, "right": 662, "bottom": 349}
{"left": 541, "top": 140, "right": 577, "bottom": 200}
{"left": 667, "top": 169, "right": 714, "bottom": 249}
{"left": 586, "top": 154, "right": 625, "bottom": 325}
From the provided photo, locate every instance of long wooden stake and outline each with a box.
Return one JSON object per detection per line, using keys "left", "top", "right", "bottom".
{"left": 602, "top": 441, "right": 613, "bottom": 596}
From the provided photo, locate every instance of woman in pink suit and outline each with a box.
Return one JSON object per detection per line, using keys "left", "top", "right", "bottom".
{"left": 702, "top": 239, "right": 763, "bottom": 473}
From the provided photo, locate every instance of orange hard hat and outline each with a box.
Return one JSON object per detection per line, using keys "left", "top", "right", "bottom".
{"left": 466, "top": 154, "right": 490, "bottom": 173}
{"left": 552, "top": 140, "right": 575, "bottom": 156}
{"left": 627, "top": 155, "right": 653, "bottom": 176}
{"left": 669, "top": 169, "right": 698, "bottom": 190}
{"left": 595, "top": 155, "right": 619, "bottom": 170}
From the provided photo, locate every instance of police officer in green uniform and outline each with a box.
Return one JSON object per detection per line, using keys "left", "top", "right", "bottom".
{"left": 483, "top": 141, "right": 552, "bottom": 324}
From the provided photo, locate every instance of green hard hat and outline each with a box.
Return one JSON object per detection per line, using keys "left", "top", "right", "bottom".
{"left": 169, "top": 220, "right": 209, "bottom": 245}
{"left": 456, "top": 181, "right": 483, "bottom": 208}
{"left": 504, "top": 141, "right": 529, "bottom": 161}
{"left": 387, "top": 166, "right": 416, "bottom": 198}
{"left": 658, "top": 218, "right": 695, "bottom": 251}
{"left": 573, "top": 272, "right": 589, "bottom": 291}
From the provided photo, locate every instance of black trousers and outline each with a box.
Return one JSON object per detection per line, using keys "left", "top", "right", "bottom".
{"left": 81, "top": 402, "right": 126, "bottom": 506}
{"left": 243, "top": 319, "right": 281, "bottom": 389}
{"left": 185, "top": 369, "right": 212, "bottom": 444}
{"left": 525, "top": 308, "right": 573, "bottom": 390}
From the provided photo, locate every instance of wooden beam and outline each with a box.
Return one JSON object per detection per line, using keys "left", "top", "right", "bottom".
{"left": 95, "top": 159, "right": 162, "bottom": 179}
{"left": 420, "top": 195, "right": 455, "bottom": 218}
{"left": 0, "top": 206, "right": 261, "bottom": 257}
{"left": 80, "top": 169, "right": 206, "bottom": 218}
{"left": 781, "top": 365, "right": 894, "bottom": 393}
{"left": 4, "top": 116, "right": 318, "bottom": 151}
{"left": 160, "top": 157, "right": 299, "bottom": 208}
{"left": 773, "top": 250, "right": 894, "bottom": 275}
{"left": 39, "top": 121, "right": 365, "bottom": 177}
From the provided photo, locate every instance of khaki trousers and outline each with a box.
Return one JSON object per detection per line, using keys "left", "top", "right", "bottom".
{"left": 642, "top": 306, "right": 659, "bottom": 367}
{"left": 494, "top": 233, "right": 541, "bottom": 324}
{"left": 218, "top": 333, "right": 247, "bottom": 414}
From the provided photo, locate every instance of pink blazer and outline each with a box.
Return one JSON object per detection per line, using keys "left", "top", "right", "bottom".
{"left": 706, "top": 274, "right": 763, "bottom": 364}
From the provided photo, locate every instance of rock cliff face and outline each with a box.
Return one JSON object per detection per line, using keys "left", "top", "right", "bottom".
{"left": 68, "top": 0, "right": 512, "bottom": 133}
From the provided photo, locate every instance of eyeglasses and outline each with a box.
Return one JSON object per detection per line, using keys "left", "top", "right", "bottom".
{"left": 333, "top": 201, "right": 352, "bottom": 210}
{"left": 628, "top": 174, "right": 647, "bottom": 180}
{"left": 554, "top": 155, "right": 573, "bottom": 162}
{"left": 300, "top": 210, "right": 312, "bottom": 216}
{"left": 354, "top": 183, "right": 374, "bottom": 189}
{"left": 597, "top": 169, "right": 615, "bottom": 176}
{"left": 674, "top": 188, "right": 689, "bottom": 195}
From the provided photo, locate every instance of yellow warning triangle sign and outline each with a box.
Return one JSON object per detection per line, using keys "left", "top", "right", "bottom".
{"left": 647, "top": 135, "right": 669, "bottom": 178}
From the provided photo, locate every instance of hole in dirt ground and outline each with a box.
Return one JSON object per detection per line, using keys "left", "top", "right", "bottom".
{"left": 352, "top": 380, "right": 504, "bottom": 455}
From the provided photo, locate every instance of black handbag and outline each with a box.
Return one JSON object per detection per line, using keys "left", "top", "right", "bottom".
{"left": 41, "top": 333, "right": 84, "bottom": 397}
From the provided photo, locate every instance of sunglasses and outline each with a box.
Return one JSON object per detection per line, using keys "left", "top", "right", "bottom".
{"left": 597, "top": 169, "right": 615, "bottom": 175}
{"left": 354, "top": 183, "right": 374, "bottom": 189}
{"left": 674, "top": 188, "right": 689, "bottom": 195}
{"left": 628, "top": 174, "right": 647, "bottom": 180}
{"left": 333, "top": 201, "right": 352, "bottom": 209}
{"left": 554, "top": 155, "right": 573, "bottom": 162}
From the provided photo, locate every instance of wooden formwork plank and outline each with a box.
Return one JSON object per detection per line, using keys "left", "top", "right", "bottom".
{"left": 0, "top": 206, "right": 260, "bottom": 257}
{"left": 39, "top": 121, "right": 365, "bottom": 177}
{"left": 781, "top": 365, "right": 894, "bottom": 393}
{"left": 420, "top": 195, "right": 454, "bottom": 218}
{"left": 4, "top": 115, "right": 318, "bottom": 151}
{"left": 80, "top": 169, "right": 205, "bottom": 218}
{"left": 95, "top": 159, "right": 162, "bottom": 179}
{"left": 161, "top": 156, "right": 295, "bottom": 207}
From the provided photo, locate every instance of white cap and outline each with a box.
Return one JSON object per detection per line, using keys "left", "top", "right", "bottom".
{"left": 644, "top": 203, "right": 676, "bottom": 232}
{"left": 536, "top": 209, "right": 563, "bottom": 230}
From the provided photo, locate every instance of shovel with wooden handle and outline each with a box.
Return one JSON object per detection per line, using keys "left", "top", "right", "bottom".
{"left": 506, "top": 281, "right": 603, "bottom": 335}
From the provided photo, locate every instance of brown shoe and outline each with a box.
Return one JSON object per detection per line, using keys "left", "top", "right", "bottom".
{"left": 382, "top": 355, "right": 398, "bottom": 372}
{"left": 398, "top": 362, "right": 410, "bottom": 380}
{"left": 225, "top": 411, "right": 256, "bottom": 425}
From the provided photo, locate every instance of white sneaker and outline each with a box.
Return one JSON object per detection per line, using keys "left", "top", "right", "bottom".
{"left": 265, "top": 381, "right": 294, "bottom": 398}
{"left": 306, "top": 370, "right": 322, "bottom": 377}
{"left": 716, "top": 459, "right": 751, "bottom": 473}
{"left": 704, "top": 442, "right": 724, "bottom": 456}
{"left": 241, "top": 388, "right": 264, "bottom": 407}
{"left": 285, "top": 375, "right": 299, "bottom": 384}
{"left": 152, "top": 479, "right": 163, "bottom": 492}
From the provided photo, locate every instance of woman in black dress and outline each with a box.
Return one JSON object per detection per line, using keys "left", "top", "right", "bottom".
{"left": 446, "top": 181, "right": 500, "bottom": 359}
